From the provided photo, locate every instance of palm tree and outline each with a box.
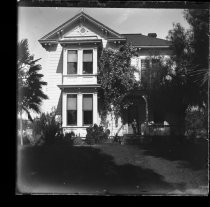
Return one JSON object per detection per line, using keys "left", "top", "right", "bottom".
{"left": 18, "top": 39, "right": 48, "bottom": 145}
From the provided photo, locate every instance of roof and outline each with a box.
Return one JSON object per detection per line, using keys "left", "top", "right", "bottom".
{"left": 122, "top": 34, "right": 172, "bottom": 47}
{"left": 39, "top": 11, "right": 172, "bottom": 48}
{"left": 40, "top": 11, "right": 123, "bottom": 41}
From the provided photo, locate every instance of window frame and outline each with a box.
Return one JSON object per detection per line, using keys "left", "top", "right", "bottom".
{"left": 67, "top": 50, "right": 78, "bottom": 75}
{"left": 82, "top": 49, "right": 93, "bottom": 74}
{"left": 82, "top": 93, "right": 93, "bottom": 126}
{"left": 66, "top": 93, "right": 78, "bottom": 126}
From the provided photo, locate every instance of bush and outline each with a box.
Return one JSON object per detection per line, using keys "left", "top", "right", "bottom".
{"left": 72, "top": 137, "right": 86, "bottom": 145}
{"left": 185, "top": 107, "right": 208, "bottom": 140}
{"left": 32, "top": 111, "right": 61, "bottom": 145}
{"left": 86, "top": 124, "right": 108, "bottom": 145}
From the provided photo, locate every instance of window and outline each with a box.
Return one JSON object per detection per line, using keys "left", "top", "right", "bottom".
{"left": 83, "top": 94, "right": 93, "bottom": 125}
{"left": 67, "top": 94, "right": 77, "bottom": 125}
{"left": 83, "top": 50, "right": 93, "bottom": 74}
{"left": 151, "top": 59, "right": 160, "bottom": 69}
{"left": 67, "top": 50, "right": 77, "bottom": 74}
{"left": 141, "top": 59, "right": 150, "bottom": 70}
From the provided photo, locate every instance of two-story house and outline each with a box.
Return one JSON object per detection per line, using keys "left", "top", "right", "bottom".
{"left": 39, "top": 11, "right": 172, "bottom": 137}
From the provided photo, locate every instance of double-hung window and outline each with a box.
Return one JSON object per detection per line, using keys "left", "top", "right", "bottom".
{"left": 83, "top": 94, "right": 93, "bottom": 125}
{"left": 83, "top": 50, "right": 93, "bottom": 74}
{"left": 67, "top": 50, "right": 77, "bottom": 74}
{"left": 67, "top": 94, "right": 77, "bottom": 125}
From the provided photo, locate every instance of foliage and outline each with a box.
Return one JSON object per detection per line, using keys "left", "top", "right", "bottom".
{"left": 32, "top": 111, "right": 60, "bottom": 145}
{"left": 165, "top": 9, "right": 208, "bottom": 107}
{"left": 98, "top": 43, "right": 139, "bottom": 118}
{"left": 86, "top": 124, "right": 109, "bottom": 145}
{"left": 185, "top": 107, "right": 208, "bottom": 140}
{"left": 18, "top": 39, "right": 48, "bottom": 121}
{"left": 143, "top": 9, "right": 209, "bottom": 134}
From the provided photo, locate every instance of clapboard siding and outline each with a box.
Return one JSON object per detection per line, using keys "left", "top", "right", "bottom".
{"left": 41, "top": 44, "right": 63, "bottom": 114}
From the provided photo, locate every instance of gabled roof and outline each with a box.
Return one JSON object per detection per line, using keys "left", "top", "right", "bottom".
{"left": 39, "top": 11, "right": 172, "bottom": 48}
{"left": 122, "top": 34, "right": 172, "bottom": 47}
{"left": 40, "top": 11, "right": 123, "bottom": 41}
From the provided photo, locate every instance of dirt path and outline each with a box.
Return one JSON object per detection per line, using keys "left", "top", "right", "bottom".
{"left": 93, "top": 144, "right": 208, "bottom": 195}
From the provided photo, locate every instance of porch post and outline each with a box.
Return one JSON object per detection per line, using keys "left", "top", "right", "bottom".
{"left": 142, "top": 95, "right": 149, "bottom": 124}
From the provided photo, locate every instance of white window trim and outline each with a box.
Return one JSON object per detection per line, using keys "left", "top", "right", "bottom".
{"left": 82, "top": 93, "right": 94, "bottom": 126}
{"left": 63, "top": 47, "right": 97, "bottom": 76}
{"left": 66, "top": 93, "right": 78, "bottom": 127}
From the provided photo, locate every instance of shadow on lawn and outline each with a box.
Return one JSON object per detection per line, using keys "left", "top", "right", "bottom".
{"left": 17, "top": 145, "right": 182, "bottom": 194}
{"left": 138, "top": 137, "right": 208, "bottom": 170}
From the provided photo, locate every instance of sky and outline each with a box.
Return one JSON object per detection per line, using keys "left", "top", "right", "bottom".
{"left": 18, "top": 7, "right": 191, "bottom": 67}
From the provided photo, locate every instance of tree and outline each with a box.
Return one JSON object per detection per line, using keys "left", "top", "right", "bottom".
{"left": 98, "top": 43, "right": 139, "bottom": 122}
{"left": 152, "top": 9, "right": 209, "bottom": 135}
{"left": 18, "top": 39, "right": 48, "bottom": 144}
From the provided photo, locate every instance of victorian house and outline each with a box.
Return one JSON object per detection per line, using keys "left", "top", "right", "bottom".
{"left": 39, "top": 11, "right": 172, "bottom": 137}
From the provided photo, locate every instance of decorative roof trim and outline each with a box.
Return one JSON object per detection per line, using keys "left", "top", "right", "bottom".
{"left": 39, "top": 11, "right": 122, "bottom": 41}
{"left": 58, "top": 84, "right": 101, "bottom": 89}
{"left": 107, "top": 38, "right": 127, "bottom": 41}
{"left": 133, "top": 45, "right": 171, "bottom": 48}
{"left": 38, "top": 39, "right": 58, "bottom": 44}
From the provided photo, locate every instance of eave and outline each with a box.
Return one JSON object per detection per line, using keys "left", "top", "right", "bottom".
{"left": 58, "top": 39, "right": 102, "bottom": 47}
{"left": 38, "top": 39, "right": 58, "bottom": 45}
{"left": 58, "top": 84, "right": 101, "bottom": 89}
{"left": 133, "top": 45, "right": 171, "bottom": 48}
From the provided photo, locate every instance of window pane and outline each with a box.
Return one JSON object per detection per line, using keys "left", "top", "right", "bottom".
{"left": 83, "top": 62, "right": 93, "bottom": 74}
{"left": 67, "top": 95, "right": 77, "bottom": 110}
{"left": 83, "top": 95, "right": 93, "bottom": 110}
{"left": 67, "top": 62, "right": 77, "bottom": 74}
{"left": 83, "top": 50, "right": 93, "bottom": 62}
{"left": 83, "top": 111, "right": 93, "bottom": 125}
{"left": 68, "top": 50, "right": 77, "bottom": 62}
{"left": 67, "top": 110, "right": 77, "bottom": 125}
{"left": 83, "top": 94, "right": 93, "bottom": 125}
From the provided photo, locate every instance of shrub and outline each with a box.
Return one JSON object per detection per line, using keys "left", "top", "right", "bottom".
{"left": 86, "top": 124, "right": 108, "bottom": 145}
{"left": 72, "top": 137, "right": 86, "bottom": 145}
{"left": 185, "top": 107, "right": 208, "bottom": 140}
{"left": 32, "top": 111, "right": 61, "bottom": 145}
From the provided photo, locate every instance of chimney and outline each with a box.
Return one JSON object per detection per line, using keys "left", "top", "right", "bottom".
{"left": 148, "top": 33, "right": 157, "bottom": 38}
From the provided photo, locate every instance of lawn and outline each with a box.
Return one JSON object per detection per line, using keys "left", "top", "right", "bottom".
{"left": 16, "top": 140, "right": 208, "bottom": 195}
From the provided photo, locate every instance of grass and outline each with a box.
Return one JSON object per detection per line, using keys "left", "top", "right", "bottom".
{"left": 16, "top": 137, "right": 208, "bottom": 195}
{"left": 139, "top": 137, "right": 208, "bottom": 170}
{"left": 17, "top": 144, "right": 176, "bottom": 194}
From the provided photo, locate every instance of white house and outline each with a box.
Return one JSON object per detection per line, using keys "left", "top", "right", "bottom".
{"left": 39, "top": 11, "right": 172, "bottom": 137}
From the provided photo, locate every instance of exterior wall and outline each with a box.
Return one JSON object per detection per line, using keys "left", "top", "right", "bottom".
{"left": 41, "top": 44, "right": 63, "bottom": 115}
